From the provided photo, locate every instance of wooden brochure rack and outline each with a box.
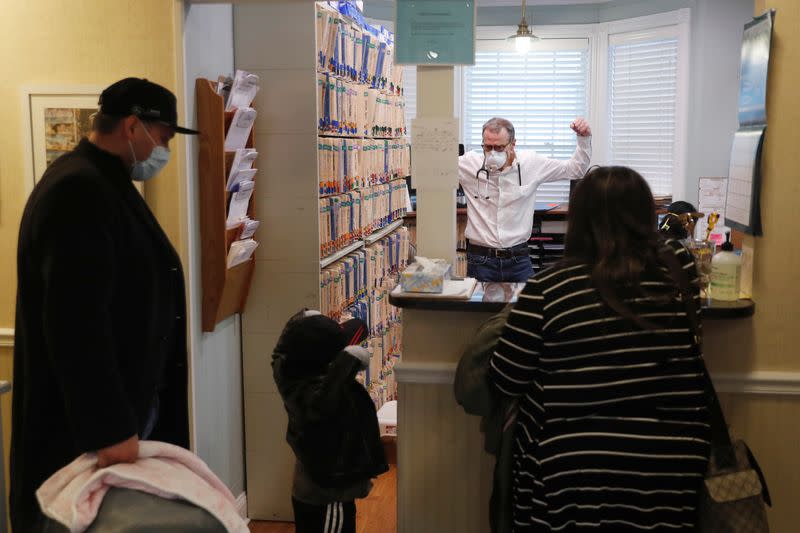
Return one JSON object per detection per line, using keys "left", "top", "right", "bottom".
{"left": 196, "top": 78, "right": 257, "bottom": 332}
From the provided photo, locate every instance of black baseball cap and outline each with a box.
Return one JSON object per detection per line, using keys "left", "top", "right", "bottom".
{"left": 667, "top": 200, "right": 702, "bottom": 217}
{"left": 340, "top": 317, "right": 369, "bottom": 346}
{"left": 98, "top": 77, "right": 199, "bottom": 135}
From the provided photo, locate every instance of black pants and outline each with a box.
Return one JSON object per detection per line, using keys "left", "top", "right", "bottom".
{"left": 292, "top": 497, "right": 356, "bottom": 533}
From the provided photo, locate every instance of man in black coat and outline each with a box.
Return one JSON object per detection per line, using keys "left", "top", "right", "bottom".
{"left": 11, "top": 78, "right": 198, "bottom": 531}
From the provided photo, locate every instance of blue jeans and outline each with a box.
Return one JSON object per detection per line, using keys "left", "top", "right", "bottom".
{"left": 466, "top": 252, "right": 533, "bottom": 282}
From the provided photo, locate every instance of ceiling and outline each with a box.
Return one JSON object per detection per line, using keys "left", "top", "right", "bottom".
{"left": 477, "top": 0, "right": 609, "bottom": 4}
{"left": 365, "top": 0, "right": 611, "bottom": 5}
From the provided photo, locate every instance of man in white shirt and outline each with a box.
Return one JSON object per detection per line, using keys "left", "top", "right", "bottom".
{"left": 458, "top": 116, "right": 592, "bottom": 282}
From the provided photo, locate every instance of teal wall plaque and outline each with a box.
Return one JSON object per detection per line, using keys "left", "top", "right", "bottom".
{"left": 395, "top": 0, "right": 476, "bottom": 65}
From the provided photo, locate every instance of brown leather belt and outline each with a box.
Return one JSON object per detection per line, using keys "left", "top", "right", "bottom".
{"left": 467, "top": 242, "right": 529, "bottom": 259}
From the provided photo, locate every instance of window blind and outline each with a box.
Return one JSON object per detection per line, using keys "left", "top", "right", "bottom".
{"left": 608, "top": 36, "right": 678, "bottom": 197}
{"left": 463, "top": 46, "right": 589, "bottom": 204}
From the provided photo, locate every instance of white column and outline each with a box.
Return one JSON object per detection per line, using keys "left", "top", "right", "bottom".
{"left": 414, "top": 66, "right": 457, "bottom": 265}
{"left": 234, "top": 0, "right": 320, "bottom": 521}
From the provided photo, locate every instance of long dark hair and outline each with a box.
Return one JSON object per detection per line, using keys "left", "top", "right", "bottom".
{"left": 563, "top": 166, "right": 682, "bottom": 328}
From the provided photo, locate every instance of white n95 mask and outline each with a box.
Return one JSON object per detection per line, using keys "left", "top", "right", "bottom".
{"left": 486, "top": 150, "right": 507, "bottom": 171}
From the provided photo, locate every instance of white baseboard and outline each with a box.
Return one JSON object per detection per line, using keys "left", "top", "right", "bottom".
{"left": 396, "top": 361, "right": 800, "bottom": 397}
{"left": 0, "top": 327, "right": 13, "bottom": 348}
{"left": 235, "top": 491, "right": 249, "bottom": 523}
{"left": 712, "top": 371, "right": 800, "bottom": 396}
{"left": 395, "top": 361, "right": 456, "bottom": 384}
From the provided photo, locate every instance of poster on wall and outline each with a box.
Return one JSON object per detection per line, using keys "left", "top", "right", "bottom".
{"left": 737, "top": 10, "right": 774, "bottom": 127}
{"left": 22, "top": 86, "right": 143, "bottom": 196}
{"left": 43, "top": 107, "right": 96, "bottom": 166}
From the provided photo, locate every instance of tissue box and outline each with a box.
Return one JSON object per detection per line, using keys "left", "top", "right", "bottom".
{"left": 400, "top": 258, "right": 451, "bottom": 293}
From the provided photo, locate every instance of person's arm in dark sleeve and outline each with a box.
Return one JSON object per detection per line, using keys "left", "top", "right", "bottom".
{"left": 669, "top": 238, "right": 703, "bottom": 327}
{"left": 488, "top": 277, "right": 545, "bottom": 397}
{"left": 305, "top": 346, "right": 368, "bottom": 421}
{"left": 38, "top": 176, "right": 138, "bottom": 452}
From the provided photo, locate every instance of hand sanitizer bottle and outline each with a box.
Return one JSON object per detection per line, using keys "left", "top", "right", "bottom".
{"left": 710, "top": 232, "right": 741, "bottom": 301}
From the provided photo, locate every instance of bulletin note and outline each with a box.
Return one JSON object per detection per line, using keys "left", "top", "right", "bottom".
{"left": 697, "top": 177, "right": 729, "bottom": 244}
{"left": 411, "top": 117, "right": 459, "bottom": 190}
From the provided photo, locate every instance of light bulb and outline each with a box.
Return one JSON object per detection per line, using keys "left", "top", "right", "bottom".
{"left": 515, "top": 35, "right": 532, "bottom": 54}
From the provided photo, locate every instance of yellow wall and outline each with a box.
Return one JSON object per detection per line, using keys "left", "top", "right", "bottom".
{"left": 0, "top": 0, "right": 186, "bottom": 522}
{"left": 702, "top": 1, "right": 800, "bottom": 530}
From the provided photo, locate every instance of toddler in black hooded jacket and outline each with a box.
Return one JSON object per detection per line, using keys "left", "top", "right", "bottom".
{"left": 271, "top": 309, "right": 388, "bottom": 533}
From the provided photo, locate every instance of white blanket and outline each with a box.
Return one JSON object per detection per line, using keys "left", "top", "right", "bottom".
{"left": 36, "top": 440, "right": 249, "bottom": 533}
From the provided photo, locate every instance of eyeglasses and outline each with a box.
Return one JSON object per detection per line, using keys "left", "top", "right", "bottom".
{"left": 481, "top": 143, "right": 509, "bottom": 152}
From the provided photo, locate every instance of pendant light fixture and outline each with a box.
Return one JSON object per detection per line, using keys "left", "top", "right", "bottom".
{"left": 507, "top": 0, "right": 538, "bottom": 54}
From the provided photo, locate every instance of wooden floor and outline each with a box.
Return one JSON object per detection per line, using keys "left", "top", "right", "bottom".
{"left": 247, "top": 465, "right": 397, "bottom": 533}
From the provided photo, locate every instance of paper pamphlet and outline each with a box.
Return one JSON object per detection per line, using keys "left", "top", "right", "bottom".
{"left": 228, "top": 169, "right": 257, "bottom": 192}
{"left": 239, "top": 219, "right": 261, "bottom": 239}
{"left": 225, "top": 70, "right": 260, "bottom": 112}
{"left": 227, "top": 148, "right": 258, "bottom": 190}
{"left": 226, "top": 180, "right": 255, "bottom": 228}
{"left": 227, "top": 239, "right": 259, "bottom": 269}
{"left": 224, "top": 107, "right": 257, "bottom": 151}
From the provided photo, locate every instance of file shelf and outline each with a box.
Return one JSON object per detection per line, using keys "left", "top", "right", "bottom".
{"left": 196, "top": 77, "right": 257, "bottom": 332}
{"left": 315, "top": 0, "right": 409, "bottom": 409}
{"left": 319, "top": 218, "right": 405, "bottom": 268}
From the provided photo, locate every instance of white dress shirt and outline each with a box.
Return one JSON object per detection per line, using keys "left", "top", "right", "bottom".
{"left": 458, "top": 136, "right": 592, "bottom": 249}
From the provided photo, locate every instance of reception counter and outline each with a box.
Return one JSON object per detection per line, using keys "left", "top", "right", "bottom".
{"left": 390, "top": 282, "right": 755, "bottom": 318}
{"left": 389, "top": 282, "right": 754, "bottom": 533}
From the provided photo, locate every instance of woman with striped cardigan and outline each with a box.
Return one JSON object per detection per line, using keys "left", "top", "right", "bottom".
{"left": 489, "top": 166, "right": 710, "bottom": 532}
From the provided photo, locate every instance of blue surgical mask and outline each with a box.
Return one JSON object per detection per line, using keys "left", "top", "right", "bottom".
{"left": 129, "top": 122, "right": 170, "bottom": 181}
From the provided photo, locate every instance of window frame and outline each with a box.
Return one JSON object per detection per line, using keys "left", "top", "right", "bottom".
{"left": 601, "top": 9, "right": 691, "bottom": 200}
{"left": 453, "top": 9, "right": 691, "bottom": 200}
{"left": 457, "top": 23, "right": 598, "bottom": 149}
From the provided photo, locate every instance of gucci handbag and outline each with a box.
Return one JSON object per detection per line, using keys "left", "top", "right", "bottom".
{"left": 697, "top": 436, "right": 771, "bottom": 533}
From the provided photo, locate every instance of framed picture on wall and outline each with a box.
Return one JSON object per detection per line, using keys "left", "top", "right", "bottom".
{"left": 21, "top": 85, "right": 144, "bottom": 196}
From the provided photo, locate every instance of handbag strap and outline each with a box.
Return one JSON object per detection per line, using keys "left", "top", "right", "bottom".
{"left": 662, "top": 244, "right": 771, "bottom": 505}
{"left": 659, "top": 245, "right": 736, "bottom": 470}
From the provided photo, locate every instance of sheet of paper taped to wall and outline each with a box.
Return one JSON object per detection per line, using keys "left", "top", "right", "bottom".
{"left": 411, "top": 117, "right": 459, "bottom": 188}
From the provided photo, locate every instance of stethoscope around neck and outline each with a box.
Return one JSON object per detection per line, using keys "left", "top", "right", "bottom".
{"left": 474, "top": 156, "right": 521, "bottom": 199}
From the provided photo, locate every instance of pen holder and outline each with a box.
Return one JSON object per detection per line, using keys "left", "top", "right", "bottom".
{"left": 685, "top": 239, "right": 715, "bottom": 298}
